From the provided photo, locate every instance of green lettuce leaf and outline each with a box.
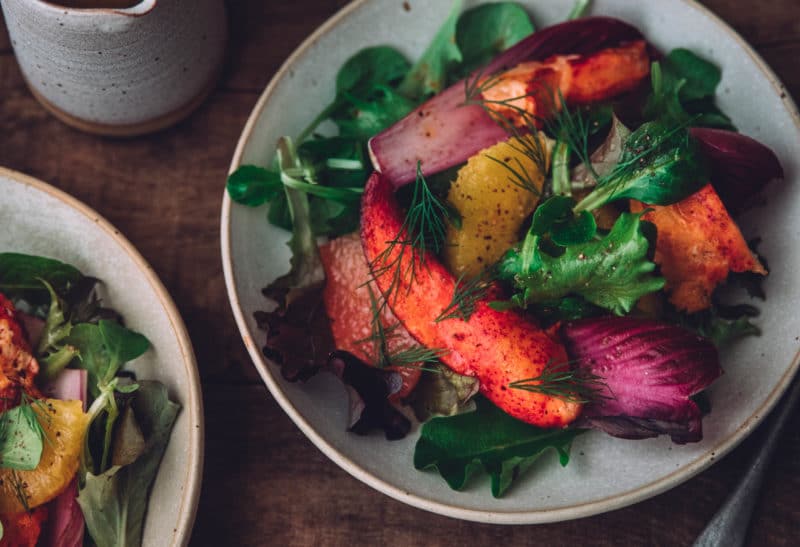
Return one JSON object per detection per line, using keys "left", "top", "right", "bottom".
{"left": 78, "top": 382, "right": 180, "bottom": 547}
{"left": 499, "top": 213, "right": 664, "bottom": 315}
{"left": 414, "top": 397, "right": 582, "bottom": 497}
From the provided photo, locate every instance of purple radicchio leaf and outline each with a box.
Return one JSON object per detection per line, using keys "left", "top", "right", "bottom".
{"left": 327, "top": 350, "right": 411, "bottom": 440}
{"left": 690, "top": 127, "right": 784, "bottom": 216}
{"left": 560, "top": 316, "right": 722, "bottom": 444}
{"left": 369, "top": 17, "right": 645, "bottom": 187}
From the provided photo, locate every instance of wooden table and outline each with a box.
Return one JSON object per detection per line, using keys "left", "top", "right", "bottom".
{"left": 1, "top": 1, "right": 798, "bottom": 545}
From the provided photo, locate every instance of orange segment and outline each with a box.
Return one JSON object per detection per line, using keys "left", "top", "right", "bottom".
{"left": 0, "top": 400, "right": 89, "bottom": 513}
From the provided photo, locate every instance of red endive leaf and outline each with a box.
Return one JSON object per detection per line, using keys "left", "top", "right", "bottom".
{"left": 561, "top": 317, "right": 722, "bottom": 444}
{"left": 691, "top": 127, "right": 784, "bottom": 215}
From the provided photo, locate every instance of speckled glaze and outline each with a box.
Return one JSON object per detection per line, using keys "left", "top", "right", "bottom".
{"left": 1, "top": 167, "right": 203, "bottom": 546}
{"left": 0, "top": 0, "right": 226, "bottom": 135}
{"left": 221, "top": 0, "right": 800, "bottom": 525}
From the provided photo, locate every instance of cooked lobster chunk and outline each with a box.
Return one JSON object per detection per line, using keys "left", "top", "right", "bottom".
{"left": 630, "top": 184, "right": 767, "bottom": 313}
{"left": 369, "top": 17, "right": 648, "bottom": 187}
{"left": 0, "top": 293, "right": 42, "bottom": 411}
{"left": 360, "top": 172, "right": 581, "bottom": 428}
{"left": 482, "top": 41, "right": 650, "bottom": 127}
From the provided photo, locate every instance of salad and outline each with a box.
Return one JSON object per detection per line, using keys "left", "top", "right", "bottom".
{"left": 228, "top": 1, "right": 784, "bottom": 496}
{"left": 0, "top": 253, "right": 179, "bottom": 546}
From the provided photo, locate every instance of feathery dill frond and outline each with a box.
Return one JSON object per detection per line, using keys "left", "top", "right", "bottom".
{"left": 508, "top": 358, "right": 611, "bottom": 404}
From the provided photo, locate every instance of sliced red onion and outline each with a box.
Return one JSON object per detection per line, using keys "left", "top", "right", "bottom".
{"left": 561, "top": 317, "right": 722, "bottom": 444}
{"left": 40, "top": 478, "right": 85, "bottom": 547}
{"left": 690, "top": 127, "right": 784, "bottom": 215}
{"left": 41, "top": 368, "right": 87, "bottom": 547}
{"left": 369, "top": 17, "right": 644, "bottom": 187}
{"left": 42, "top": 368, "right": 88, "bottom": 409}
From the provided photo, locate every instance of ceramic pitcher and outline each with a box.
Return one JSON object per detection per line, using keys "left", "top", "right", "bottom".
{"left": 0, "top": 0, "right": 227, "bottom": 136}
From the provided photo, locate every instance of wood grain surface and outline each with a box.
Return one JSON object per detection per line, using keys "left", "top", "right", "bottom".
{"left": 1, "top": 1, "right": 799, "bottom": 546}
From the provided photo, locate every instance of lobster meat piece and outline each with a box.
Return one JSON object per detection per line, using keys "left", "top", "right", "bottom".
{"left": 360, "top": 172, "right": 581, "bottom": 428}
{"left": 369, "top": 17, "right": 649, "bottom": 187}
{"left": 631, "top": 184, "right": 767, "bottom": 313}
{"left": 319, "top": 233, "right": 422, "bottom": 401}
{"left": 0, "top": 293, "right": 42, "bottom": 412}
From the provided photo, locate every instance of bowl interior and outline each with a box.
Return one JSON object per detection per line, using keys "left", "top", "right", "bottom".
{"left": 223, "top": 0, "right": 800, "bottom": 523}
{"left": 0, "top": 168, "right": 202, "bottom": 545}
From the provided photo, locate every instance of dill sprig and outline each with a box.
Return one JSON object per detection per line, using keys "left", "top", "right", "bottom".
{"left": 358, "top": 286, "right": 445, "bottom": 373}
{"left": 368, "top": 162, "right": 453, "bottom": 305}
{"left": 573, "top": 118, "right": 696, "bottom": 213}
{"left": 463, "top": 70, "right": 549, "bottom": 194}
{"left": 543, "top": 91, "right": 598, "bottom": 180}
{"left": 435, "top": 269, "right": 495, "bottom": 322}
{"left": 10, "top": 470, "right": 30, "bottom": 512}
{"left": 404, "top": 162, "right": 451, "bottom": 257}
{"left": 508, "top": 358, "right": 611, "bottom": 404}
{"left": 363, "top": 164, "right": 454, "bottom": 374}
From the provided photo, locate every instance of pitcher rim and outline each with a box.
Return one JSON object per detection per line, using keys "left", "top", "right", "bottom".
{"left": 32, "top": 0, "right": 157, "bottom": 17}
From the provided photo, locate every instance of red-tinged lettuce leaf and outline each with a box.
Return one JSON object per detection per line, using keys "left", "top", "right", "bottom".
{"left": 690, "top": 127, "right": 784, "bottom": 215}
{"left": 256, "top": 288, "right": 411, "bottom": 439}
{"left": 369, "top": 17, "right": 644, "bottom": 186}
{"left": 414, "top": 397, "right": 583, "bottom": 497}
{"left": 327, "top": 351, "right": 411, "bottom": 441}
{"left": 254, "top": 285, "right": 334, "bottom": 383}
{"left": 561, "top": 316, "right": 722, "bottom": 444}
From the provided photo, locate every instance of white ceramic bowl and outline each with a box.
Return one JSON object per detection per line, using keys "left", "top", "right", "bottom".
{"left": 0, "top": 167, "right": 203, "bottom": 545}
{"left": 222, "top": 0, "right": 800, "bottom": 524}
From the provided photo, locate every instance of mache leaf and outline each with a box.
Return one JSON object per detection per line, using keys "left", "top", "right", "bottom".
{"left": 333, "top": 86, "right": 417, "bottom": 139}
{"left": 77, "top": 382, "right": 180, "bottom": 547}
{"left": 453, "top": 2, "right": 534, "bottom": 78}
{"left": 66, "top": 320, "right": 149, "bottom": 398}
{"left": 414, "top": 397, "right": 582, "bottom": 497}
{"left": 336, "top": 46, "right": 411, "bottom": 97}
{"left": 226, "top": 165, "right": 283, "bottom": 207}
{"left": 499, "top": 213, "right": 664, "bottom": 315}
{"left": 644, "top": 49, "right": 734, "bottom": 130}
{"left": 0, "top": 253, "right": 83, "bottom": 304}
{"left": 398, "top": 0, "right": 463, "bottom": 99}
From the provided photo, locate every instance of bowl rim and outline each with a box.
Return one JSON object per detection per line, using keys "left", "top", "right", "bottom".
{"left": 0, "top": 165, "right": 204, "bottom": 544}
{"left": 220, "top": 0, "right": 800, "bottom": 524}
